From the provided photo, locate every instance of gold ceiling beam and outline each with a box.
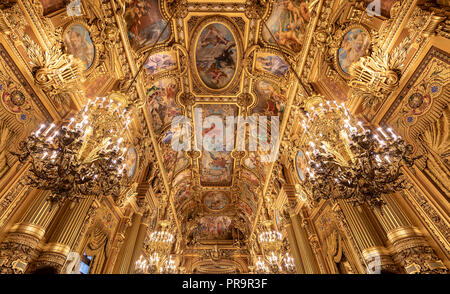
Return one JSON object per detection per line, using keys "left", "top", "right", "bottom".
{"left": 250, "top": 0, "right": 325, "bottom": 238}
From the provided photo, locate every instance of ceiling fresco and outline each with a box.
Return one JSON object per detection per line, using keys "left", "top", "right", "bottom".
{"left": 130, "top": 0, "right": 311, "bottom": 247}
{"left": 3, "top": 0, "right": 448, "bottom": 275}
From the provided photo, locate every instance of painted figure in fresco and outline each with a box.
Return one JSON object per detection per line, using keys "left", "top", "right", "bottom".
{"left": 205, "top": 192, "right": 227, "bottom": 210}
{"left": 296, "top": 150, "right": 307, "bottom": 181}
{"left": 338, "top": 28, "right": 370, "bottom": 74}
{"left": 256, "top": 55, "right": 289, "bottom": 76}
{"left": 147, "top": 80, "right": 179, "bottom": 132}
{"left": 254, "top": 81, "right": 287, "bottom": 117}
{"left": 265, "top": 0, "right": 310, "bottom": 51}
{"left": 144, "top": 53, "right": 176, "bottom": 75}
{"left": 64, "top": 25, "right": 95, "bottom": 69}
{"left": 125, "top": 147, "right": 137, "bottom": 178}
{"left": 197, "top": 216, "right": 232, "bottom": 239}
{"left": 199, "top": 25, "right": 230, "bottom": 49}
{"left": 196, "top": 24, "right": 237, "bottom": 89}
{"left": 208, "top": 152, "right": 229, "bottom": 169}
{"left": 125, "top": 0, "right": 169, "bottom": 48}
{"left": 175, "top": 183, "right": 191, "bottom": 208}
{"left": 201, "top": 152, "right": 231, "bottom": 183}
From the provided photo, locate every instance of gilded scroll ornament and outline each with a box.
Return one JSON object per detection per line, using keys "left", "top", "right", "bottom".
{"left": 348, "top": 36, "right": 410, "bottom": 111}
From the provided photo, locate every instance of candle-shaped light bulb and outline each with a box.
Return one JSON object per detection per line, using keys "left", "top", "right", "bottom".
{"left": 357, "top": 121, "right": 365, "bottom": 133}
{"left": 35, "top": 124, "right": 46, "bottom": 136}
{"left": 384, "top": 155, "right": 391, "bottom": 163}
{"left": 387, "top": 128, "right": 398, "bottom": 140}
{"left": 41, "top": 152, "right": 48, "bottom": 159}
{"left": 67, "top": 117, "right": 75, "bottom": 128}
{"left": 43, "top": 123, "right": 55, "bottom": 136}
{"left": 377, "top": 127, "right": 390, "bottom": 140}
{"left": 375, "top": 154, "right": 382, "bottom": 163}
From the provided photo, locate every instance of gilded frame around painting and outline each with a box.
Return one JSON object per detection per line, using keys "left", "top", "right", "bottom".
{"left": 62, "top": 19, "right": 99, "bottom": 76}
{"left": 332, "top": 24, "right": 372, "bottom": 79}
{"left": 189, "top": 16, "right": 243, "bottom": 94}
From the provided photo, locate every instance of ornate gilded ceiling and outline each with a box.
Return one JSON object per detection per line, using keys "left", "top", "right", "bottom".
{"left": 112, "top": 0, "right": 316, "bottom": 245}
{"left": 0, "top": 0, "right": 448, "bottom": 274}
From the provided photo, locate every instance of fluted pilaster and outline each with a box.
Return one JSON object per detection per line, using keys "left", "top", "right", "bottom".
{"left": 34, "top": 196, "right": 95, "bottom": 272}
{"left": 0, "top": 190, "right": 58, "bottom": 273}
{"left": 336, "top": 200, "right": 398, "bottom": 273}
{"left": 112, "top": 212, "right": 142, "bottom": 274}
{"left": 374, "top": 194, "right": 448, "bottom": 274}
{"left": 284, "top": 221, "right": 305, "bottom": 274}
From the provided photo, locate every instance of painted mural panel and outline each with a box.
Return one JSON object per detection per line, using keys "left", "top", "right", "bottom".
{"left": 241, "top": 169, "right": 260, "bottom": 187}
{"left": 195, "top": 23, "right": 237, "bottom": 89}
{"left": 295, "top": 150, "right": 307, "bottom": 181}
{"left": 144, "top": 52, "right": 177, "bottom": 75}
{"left": 125, "top": 147, "right": 138, "bottom": 178}
{"left": 203, "top": 191, "right": 228, "bottom": 211}
{"left": 255, "top": 53, "right": 289, "bottom": 77}
{"left": 174, "top": 182, "right": 192, "bottom": 209}
{"left": 196, "top": 216, "right": 233, "bottom": 240}
{"left": 263, "top": 0, "right": 311, "bottom": 52}
{"left": 337, "top": 27, "right": 371, "bottom": 75}
{"left": 64, "top": 24, "right": 95, "bottom": 70}
{"left": 146, "top": 78, "right": 181, "bottom": 134}
{"left": 252, "top": 80, "right": 287, "bottom": 120}
{"left": 172, "top": 170, "right": 191, "bottom": 188}
{"left": 198, "top": 104, "right": 237, "bottom": 186}
{"left": 124, "top": 0, "right": 170, "bottom": 50}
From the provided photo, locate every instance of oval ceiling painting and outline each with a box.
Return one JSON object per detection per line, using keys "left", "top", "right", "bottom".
{"left": 204, "top": 192, "right": 228, "bottom": 211}
{"left": 125, "top": 147, "right": 138, "bottom": 178}
{"left": 64, "top": 23, "right": 95, "bottom": 70}
{"left": 337, "top": 27, "right": 371, "bottom": 75}
{"left": 195, "top": 23, "right": 237, "bottom": 90}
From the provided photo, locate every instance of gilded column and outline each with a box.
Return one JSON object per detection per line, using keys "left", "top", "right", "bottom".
{"left": 284, "top": 220, "right": 305, "bottom": 274}
{"left": 34, "top": 196, "right": 95, "bottom": 272}
{"left": 299, "top": 210, "right": 329, "bottom": 274}
{"left": 282, "top": 184, "right": 320, "bottom": 274}
{"left": 103, "top": 218, "right": 130, "bottom": 274}
{"left": 290, "top": 212, "right": 320, "bottom": 274}
{"left": 373, "top": 194, "right": 448, "bottom": 274}
{"left": 127, "top": 210, "right": 150, "bottom": 273}
{"left": 112, "top": 212, "right": 142, "bottom": 274}
{"left": 334, "top": 201, "right": 398, "bottom": 273}
{"left": 0, "top": 189, "right": 59, "bottom": 273}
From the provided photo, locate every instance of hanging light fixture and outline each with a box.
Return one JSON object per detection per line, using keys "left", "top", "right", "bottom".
{"left": 299, "top": 96, "right": 419, "bottom": 209}
{"left": 137, "top": 220, "right": 176, "bottom": 274}
{"left": 13, "top": 95, "right": 132, "bottom": 206}
{"left": 282, "top": 253, "right": 296, "bottom": 273}
{"left": 258, "top": 221, "right": 284, "bottom": 273}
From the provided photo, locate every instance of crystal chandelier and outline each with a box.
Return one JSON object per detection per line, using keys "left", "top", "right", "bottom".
{"left": 13, "top": 95, "right": 132, "bottom": 205}
{"left": 254, "top": 256, "right": 270, "bottom": 274}
{"left": 299, "top": 97, "right": 419, "bottom": 208}
{"left": 283, "top": 253, "right": 296, "bottom": 273}
{"left": 137, "top": 220, "right": 176, "bottom": 274}
{"left": 159, "top": 255, "right": 177, "bottom": 274}
{"left": 258, "top": 221, "right": 284, "bottom": 273}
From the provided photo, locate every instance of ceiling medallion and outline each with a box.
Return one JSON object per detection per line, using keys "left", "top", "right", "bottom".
{"left": 203, "top": 191, "right": 229, "bottom": 212}
{"left": 190, "top": 16, "right": 243, "bottom": 94}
